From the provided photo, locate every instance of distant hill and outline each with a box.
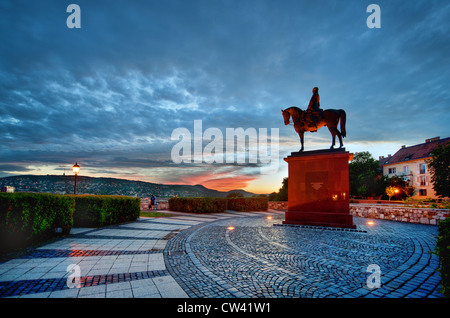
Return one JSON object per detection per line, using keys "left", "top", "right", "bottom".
{"left": 0, "top": 175, "right": 257, "bottom": 199}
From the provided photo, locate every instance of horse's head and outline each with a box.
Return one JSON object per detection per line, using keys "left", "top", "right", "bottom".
{"left": 281, "top": 109, "right": 291, "bottom": 125}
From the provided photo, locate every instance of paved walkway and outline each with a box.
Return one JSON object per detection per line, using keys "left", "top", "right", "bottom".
{"left": 0, "top": 211, "right": 443, "bottom": 298}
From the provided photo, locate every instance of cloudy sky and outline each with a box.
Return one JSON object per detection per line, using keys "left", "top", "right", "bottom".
{"left": 1, "top": 0, "right": 449, "bottom": 193}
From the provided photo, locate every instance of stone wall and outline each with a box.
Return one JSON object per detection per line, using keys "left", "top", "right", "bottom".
{"left": 268, "top": 201, "right": 288, "bottom": 211}
{"left": 140, "top": 200, "right": 449, "bottom": 225}
{"left": 350, "top": 204, "right": 448, "bottom": 225}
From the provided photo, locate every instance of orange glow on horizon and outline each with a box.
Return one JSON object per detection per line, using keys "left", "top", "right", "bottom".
{"left": 169, "top": 174, "right": 259, "bottom": 192}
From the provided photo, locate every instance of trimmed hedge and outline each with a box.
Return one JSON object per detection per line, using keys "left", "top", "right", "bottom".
{"left": 169, "top": 197, "right": 227, "bottom": 213}
{"left": 72, "top": 195, "right": 140, "bottom": 227}
{"left": 435, "top": 217, "right": 450, "bottom": 297}
{"left": 227, "top": 197, "right": 268, "bottom": 212}
{"left": 0, "top": 193, "right": 75, "bottom": 254}
{"left": 168, "top": 197, "right": 268, "bottom": 213}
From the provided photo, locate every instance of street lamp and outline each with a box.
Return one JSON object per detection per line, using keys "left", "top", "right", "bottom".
{"left": 72, "top": 162, "right": 80, "bottom": 194}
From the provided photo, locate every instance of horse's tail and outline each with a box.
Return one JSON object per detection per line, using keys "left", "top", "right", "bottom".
{"left": 339, "top": 109, "right": 346, "bottom": 138}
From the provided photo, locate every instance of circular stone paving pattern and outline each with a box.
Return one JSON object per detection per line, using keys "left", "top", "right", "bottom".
{"left": 164, "top": 214, "right": 442, "bottom": 298}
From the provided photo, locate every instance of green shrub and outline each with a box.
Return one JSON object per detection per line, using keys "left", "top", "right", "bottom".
{"left": 403, "top": 197, "right": 450, "bottom": 209}
{"left": 168, "top": 197, "right": 227, "bottom": 213}
{"left": 72, "top": 195, "right": 140, "bottom": 227}
{"left": 168, "top": 197, "right": 269, "bottom": 213}
{"left": 435, "top": 217, "right": 450, "bottom": 298}
{"left": 0, "top": 193, "right": 75, "bottom": 254}
{"left": 227, "top": 197, "right": 268, "bottom": 212}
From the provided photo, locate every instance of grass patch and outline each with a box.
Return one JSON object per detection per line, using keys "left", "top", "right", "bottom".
{"left": 140, "top": 211, "right": 172, "bottom": 218}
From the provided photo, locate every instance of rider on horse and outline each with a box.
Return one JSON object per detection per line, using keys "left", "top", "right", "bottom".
{"left": 306, "top": 87, "right": 322, "bottom": 131}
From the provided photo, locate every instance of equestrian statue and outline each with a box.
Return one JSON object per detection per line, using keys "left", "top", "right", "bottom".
{"left": 281, "top": 87, "right": 347, "bottom": 152}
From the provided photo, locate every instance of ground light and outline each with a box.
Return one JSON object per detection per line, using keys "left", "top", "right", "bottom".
{"left": 227, "top": 226, "right": 235, "bottom": 231}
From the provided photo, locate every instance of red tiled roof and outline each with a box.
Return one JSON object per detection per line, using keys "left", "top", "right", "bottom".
{"left": 381, "top": 137, "right": 450, "bottom": 166}
{"left": 379, "top": 156, "right": 391, "bottom": 166}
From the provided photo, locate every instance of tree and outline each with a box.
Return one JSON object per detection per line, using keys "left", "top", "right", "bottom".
{"left": 374, "top": 174, "right": 390, "bottom": 197}
{"left": 277, "top": 177, "right": 288, "bottom": 201}
{"left": 386, "top": 175, "right": 414, "bottom": 200}
{"left": 268, "top": 192, "right": 278, "bottom": 201}
{"left": 385, "top": 186, "right": 399, "bottom": 201}
{"left": 426, "top": 143, "right": 450, "bottom": 198}
{"left": 253, "top": 194, "right": 267, "bottom": 198}
{"left": 403, "top": 184, "right": 415, "bottom": 198}
{"left": 269, "top": 177, "right": 288, "bottom": 201}
{"left": 349, "top": 152, "right": 382, "bottom": 197}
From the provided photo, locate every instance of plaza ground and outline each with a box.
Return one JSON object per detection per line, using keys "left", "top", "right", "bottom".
{"left": 0, "top": 210, "right": 443, "bottom": 298}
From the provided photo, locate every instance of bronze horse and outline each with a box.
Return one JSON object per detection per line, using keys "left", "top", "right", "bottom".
{"left": 281, "top": 106, "right": 347, "bottom": 152}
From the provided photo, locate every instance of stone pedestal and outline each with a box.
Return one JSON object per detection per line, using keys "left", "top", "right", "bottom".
{"left": 283, "top": 148, "right": 356, "bottom": 229}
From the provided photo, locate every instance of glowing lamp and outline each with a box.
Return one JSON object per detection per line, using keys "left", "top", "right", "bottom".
{"left": 72, "top": 162, "right": 80, "bottom": 174}
{"left": 72, "top": 162, "right": 80, "bottom": 195}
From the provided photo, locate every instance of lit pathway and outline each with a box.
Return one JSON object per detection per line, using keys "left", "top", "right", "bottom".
{"left": 0, "top": 211, "right": 443, "bottom": 298}
{"left": 164, "top": 212, "right": 443, "bottom": 298}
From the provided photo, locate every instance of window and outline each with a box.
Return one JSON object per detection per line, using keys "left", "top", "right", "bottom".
{"left": 419, "top": 163, "right": 426, "bottom": 174}
{"left": 419, "top": 189, "right": 427, "bottom": 196}
{"left": 388, "top": 167, "right": 396, "bottom": 174}
{"left": 420, "top": 176, "right": 427, "bottom": 186}
{"left": 403, "top": 166, "right": 409, "bottom": 172}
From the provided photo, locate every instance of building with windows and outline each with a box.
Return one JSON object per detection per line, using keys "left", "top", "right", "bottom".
{"left": 379, "top": 136, "right": 450, "bottom": 199}
{"left": 0, "top": 186, "right": 15, "bottom": 193}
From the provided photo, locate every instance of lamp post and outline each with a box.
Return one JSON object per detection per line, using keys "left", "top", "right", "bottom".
{"left": 72, "top": 162, "right": 80, "bottom": 195}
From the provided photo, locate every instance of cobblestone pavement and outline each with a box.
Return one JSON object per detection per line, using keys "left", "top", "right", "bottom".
{"left": 0, "top": 210, "right": 443, "bottom": 298}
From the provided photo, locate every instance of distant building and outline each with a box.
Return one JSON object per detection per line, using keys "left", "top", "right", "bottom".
{"left": 1, "top": 186, "right": 15, "bottom": 193}
{"left": 380, "top": 136, "right": 450, "bottom": 200}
